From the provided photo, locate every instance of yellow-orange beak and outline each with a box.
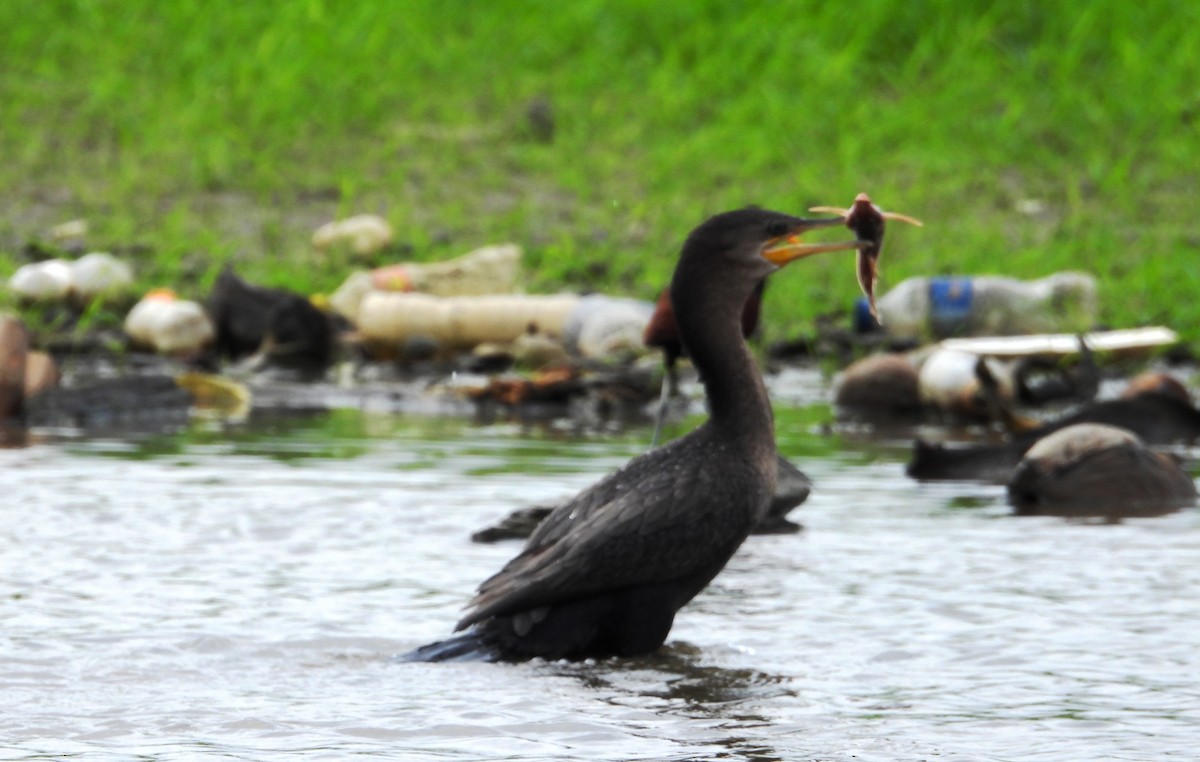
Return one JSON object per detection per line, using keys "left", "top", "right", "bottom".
{"left": 762, "top": 217, "right": 867, "bottom": 267}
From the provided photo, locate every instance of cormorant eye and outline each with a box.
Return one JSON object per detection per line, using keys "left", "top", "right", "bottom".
{"left": 766, "top": 221, "right": 790, "bottom": 238}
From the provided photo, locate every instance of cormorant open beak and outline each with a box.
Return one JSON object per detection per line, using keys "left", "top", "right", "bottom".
{"left": 761, "top": 217, "right": 868, "bottom": 267}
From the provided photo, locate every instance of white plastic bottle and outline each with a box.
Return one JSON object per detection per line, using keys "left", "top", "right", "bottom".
{"left": 864, "top": 272, "right": 1098, "bottom": 340}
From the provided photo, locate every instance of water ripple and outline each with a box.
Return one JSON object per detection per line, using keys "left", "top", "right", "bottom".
{"left": 2, "top": 410, "right": 1198, "bottom": 760}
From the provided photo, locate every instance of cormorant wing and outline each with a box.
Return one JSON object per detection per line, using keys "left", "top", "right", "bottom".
{"left": 456, "top": 431, "right": 762, "bottom": 630}
{"left": 522, "top": 434, "right": 688, "bottom": 552}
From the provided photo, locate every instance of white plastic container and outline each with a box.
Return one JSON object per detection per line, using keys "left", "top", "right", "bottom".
{"left": 124, "top": 290, "right": 215, "bottom": 355}
{"left": 917, "top": 348, "right": 1017, "bottom": 417}
{"left": 9, "top": 253, "right": 134, "bottom": 304}
{"left": 8, "top": 260, "right": 74, "bottom": 302}
{"left": 871, "top": 272, "right": 1098, "bottom": 340}
{"left": 70, "top": 252, "right": 134, "bottom": 302}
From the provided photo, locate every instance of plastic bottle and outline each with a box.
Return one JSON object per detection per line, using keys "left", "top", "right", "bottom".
{"left": 328, "top": 244, "right": 523, "bottom": 322}
{"left": 859, "top": 272, "right": 1098, "bottom": 340}
{"left": 562, "top": 295, "right": 656, "bottom": 359}
{"left": 355, "top": 292, "right": 580, "bottom": 349}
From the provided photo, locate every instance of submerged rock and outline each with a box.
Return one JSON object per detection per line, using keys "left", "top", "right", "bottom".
{"left": 1007, "top": 423, "right": 1197, "bottom": 518}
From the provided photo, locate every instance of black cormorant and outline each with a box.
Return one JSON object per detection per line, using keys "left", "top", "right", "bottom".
{"left": 404, "top": 208, "right": 864, "bottom": 662}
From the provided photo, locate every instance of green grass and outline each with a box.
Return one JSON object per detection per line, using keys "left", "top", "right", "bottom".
{"left": 2, "top": 0, "right": 1199, "bottom": 345}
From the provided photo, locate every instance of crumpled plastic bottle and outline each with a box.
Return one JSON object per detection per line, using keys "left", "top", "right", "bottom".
{"left": 859, "top": 272, "right": 1098, "bottom": 340}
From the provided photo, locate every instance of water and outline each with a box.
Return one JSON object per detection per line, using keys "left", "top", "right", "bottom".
{"left": 3, "top": 403, "right": 1199, "bottom": 761}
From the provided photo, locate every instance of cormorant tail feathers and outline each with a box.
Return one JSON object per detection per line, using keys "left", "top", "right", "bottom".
{"left": 398, "top": 630, "right": 501, "bottom": 663}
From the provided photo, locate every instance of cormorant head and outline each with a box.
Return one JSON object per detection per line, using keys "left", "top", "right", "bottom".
{"left": 677, "top": 207, "right": 862, "bottom": 288}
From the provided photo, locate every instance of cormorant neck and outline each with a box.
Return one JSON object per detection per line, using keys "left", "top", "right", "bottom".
{"left": 671, "top": 275, "right": 774, "bottom": 450}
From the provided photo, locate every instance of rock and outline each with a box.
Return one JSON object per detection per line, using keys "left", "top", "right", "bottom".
{"left": 1007, "top": 423, "right": 1197, "bottom": 517}
{"left": 835, "top": 353, "right": 921, "bottom": 415}
{"left": 23, "top": 351, "right": 59, "bottom": 400}
{"left": 1, "top": 316, "right": 29, "bottom": 419}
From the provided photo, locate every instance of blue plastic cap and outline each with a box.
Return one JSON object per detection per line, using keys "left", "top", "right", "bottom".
{"left": 853, "top": 296, "right": 881, "bottom": 333}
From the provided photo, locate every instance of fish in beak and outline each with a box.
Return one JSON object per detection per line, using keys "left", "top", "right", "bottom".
{"left": 810, "top": 193, "right": 922, "bottom": 322}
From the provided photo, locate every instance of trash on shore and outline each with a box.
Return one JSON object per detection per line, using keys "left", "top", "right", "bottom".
{"left": 71, "top": 252, "right": 135, "bottom": 302}
{"left": 176, "top": 372, "right": 252, "bottom": 419}
{"left": 49, "top": 219, "right": 88, "bottom": 244}
{"left": 8, "top": 253, "right": 134, "bottom": 304}
{"left": 862, "top": 272, "right": 1098, "bottom": 340}
{"left": 23, "top": 351, "right": 59, "bottom": 399}
{"left": 462, "top": 366, "right": 583, "bottom": 406}
{"left": 563, "top": 295, "right": 656, "bottom": 360}
{"left": 8, "top": 259, "right": 73, "bottom": 302}
{"left": 207, "top": 267, "right": 335, "bottom": 376}
{"left": 329, "top": 243, "right": 523, "bottom": 322}
{"left": 372, "top": 243, "right": 522, "bottom": 296}
{"left": 939, "top": 326, "right": 1177, "bottom": 359}
{"left": 124, "top": 289, "right": 215, "bottom": 355}
{"left": 833, "top": 352, "right": 921, "bottom": 416}
{"left": 355, "top": 292, "right": 581, "bottom": 351}
{"left": 312, "top": 214, "right": 394, "bottom": 256}
{"left": 916, "top": 348, "right": 1018, "bottom": 420}
{"left": 1, "top": 315, "right": 61, "bottom": 422}
{"left": 1, "top": 316, "right": 30, "bottom": 419}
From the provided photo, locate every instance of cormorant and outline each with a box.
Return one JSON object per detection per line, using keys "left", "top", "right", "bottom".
{"left": 643, "top": 279, "right": 765, "bottom": 445}
{"left": 639, "top": 272, "right": 810, "bottom": 528}
{"left": 403, "top": 208, "right": 865, "bottom": 662}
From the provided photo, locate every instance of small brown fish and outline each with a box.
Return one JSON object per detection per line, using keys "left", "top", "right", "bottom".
{"left": 810, "top": 193, "right": 922, "bottom": 322}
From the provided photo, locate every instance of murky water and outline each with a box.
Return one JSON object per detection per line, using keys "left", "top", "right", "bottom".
{"left": 3, "top": 400, "right": 1199, "bottom": 761}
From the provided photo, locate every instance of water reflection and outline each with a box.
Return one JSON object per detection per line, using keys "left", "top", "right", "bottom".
{"left": 555, "top": 645, "right": 792, "bottom": 761}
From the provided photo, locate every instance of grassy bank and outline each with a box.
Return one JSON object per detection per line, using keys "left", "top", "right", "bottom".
{"left": 2, "top": 1, "right": 1199, "bottom": 345}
